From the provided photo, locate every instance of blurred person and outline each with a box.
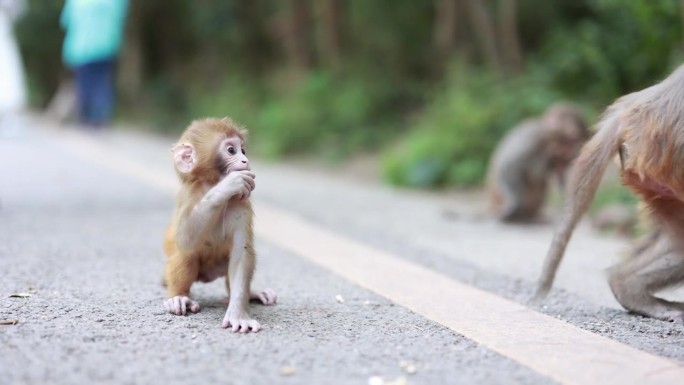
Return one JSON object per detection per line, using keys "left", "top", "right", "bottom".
{"left": 60, "top": 0, "right": 128, "bottom": 128}
{"left": 0, "top": 0, "right": 27, "bottom": 132}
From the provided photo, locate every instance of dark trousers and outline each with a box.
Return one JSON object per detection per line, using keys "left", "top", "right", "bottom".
{"left": 74, "top": 59, "right": 115, "bottom": 126}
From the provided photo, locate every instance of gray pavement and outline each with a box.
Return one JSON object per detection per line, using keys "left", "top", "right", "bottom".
{"left": 1, "top": 118, "right": 683, "bottom": 384}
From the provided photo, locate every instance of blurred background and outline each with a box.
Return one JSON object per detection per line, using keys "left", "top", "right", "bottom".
{"left": 10, "top": 0, "right": 684, "bottom": 197}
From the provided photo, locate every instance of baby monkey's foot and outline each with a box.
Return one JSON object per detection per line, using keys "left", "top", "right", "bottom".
{"left": 222, "top": 309, "right": 261, "bottom": 333}
{"left": 165, "top": 295, "right": 200, "bottom": 316}
{"left": 224, "top": 288, "right": 277, "bottom": 305}
{"left": 250, "top": 288, "right": 277, "bottom": 305}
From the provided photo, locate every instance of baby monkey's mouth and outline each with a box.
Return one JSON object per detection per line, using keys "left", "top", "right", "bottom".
{"left": 224, "top": 165, "right": 251, "bottom": 174}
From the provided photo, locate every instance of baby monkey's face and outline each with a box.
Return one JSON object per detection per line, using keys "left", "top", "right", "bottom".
{"left": 219, "top": 136, "right": 250, "bottom": 174}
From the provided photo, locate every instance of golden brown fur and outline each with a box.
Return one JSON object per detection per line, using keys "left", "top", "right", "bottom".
{"left": 162, "top": 117, "right": 274, "bottom": 332}
{"left": 538, "top": 65, "right": 684, "bottom": 322}
{"left": 175, "top": 117, "right": 247, "bottom": 186}
{"left": 164, "top": 118, "right": 254, "bottom": 298}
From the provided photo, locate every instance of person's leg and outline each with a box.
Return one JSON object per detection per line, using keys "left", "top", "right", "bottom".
{"left": 73, "top": 63, "right": 94, "bottom": 124}
{"left": 89, "top": 59, "right": 115, "bottom": 126}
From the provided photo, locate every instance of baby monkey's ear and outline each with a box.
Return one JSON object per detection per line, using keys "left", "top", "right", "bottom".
{"left": 171, "top": 143, "right": 196, "bottom": 173}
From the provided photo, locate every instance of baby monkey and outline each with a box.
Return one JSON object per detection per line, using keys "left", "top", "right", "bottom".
{"left": 163, "top": 117, "right": 276, "bottom": 332}
{"left": 487, "top": 102, "right": 589, "bottom": 222}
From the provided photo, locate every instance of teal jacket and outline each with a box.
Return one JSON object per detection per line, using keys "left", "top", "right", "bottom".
{"left": 60, "top": 0, "right": 128, "bottom": 68}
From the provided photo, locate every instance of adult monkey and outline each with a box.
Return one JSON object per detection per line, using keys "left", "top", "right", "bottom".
{"left": 487, "top": 102, "right": 589, "bottom": 222}
{"left": 538, "top": 65, "right": 684, "bottom": 322}
{"left": 163, "top": 117, "right": 276, "bottom": 332}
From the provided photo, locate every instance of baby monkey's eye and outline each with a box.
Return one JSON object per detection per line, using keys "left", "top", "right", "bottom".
{"left": 241, "top": 149, "right": 246, "bottom": 155}
{"left": 227, "top": 146, "right": 236, "bottom": 155}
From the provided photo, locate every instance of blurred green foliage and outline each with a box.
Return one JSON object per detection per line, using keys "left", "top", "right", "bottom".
{"left": 539, "top": 0, "right": 683, "bottom": 102}
{"left": 14, "top": 0, "right": 684, "bottom": 189}
{"left": 185, "top": 71, "right": 401, "bottom": 160}
{"left": 14, "top": 0, "right": 64, "bottom": 107}
{"left": 255, "top": 72, "right": 383, "bottom": 159}
{"left": 383, "top": 64, "right": 563, "bottom": 187}
{"left": 590, "top": 181, "right": 640, "bottom": 215}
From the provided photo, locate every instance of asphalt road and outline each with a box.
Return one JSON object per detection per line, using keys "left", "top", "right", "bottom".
{"left": 1, "top": 117, "right": 683, "bottom": 385}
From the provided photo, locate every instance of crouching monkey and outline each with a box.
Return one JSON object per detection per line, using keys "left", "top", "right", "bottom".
{"left": 538, "top": 65, "right": 684, "bottom": 322}
{"left": 487, "top": 102, "right": 589, "bottom": 223}
{"left": 163, "top": 117, "right": 276, "bottom": 332}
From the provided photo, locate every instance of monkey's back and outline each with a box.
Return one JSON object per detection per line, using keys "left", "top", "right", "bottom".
{"left": 487, "top": 120, "right": 548, "bottom": 207}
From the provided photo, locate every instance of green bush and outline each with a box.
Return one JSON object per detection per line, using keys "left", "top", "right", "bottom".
{"left": 540, "top": 0, "right": 682, "bottom": 104}
{"left": 590, "top": 183, "right": 639, "bottom": 215}
{"left": 175, "top": 69, "right": 406, "bottom": 159}
{"left": 15, "top": 0, "right": 64, "bottom": 107}
{"left": 254, "top": 72, "right": 397, "bottom": 159}
{"left": 382, "top": 65, "right": 565, "bottom": 187}
{"left": 186, "top": 76, "right": 264, "bottom": 131}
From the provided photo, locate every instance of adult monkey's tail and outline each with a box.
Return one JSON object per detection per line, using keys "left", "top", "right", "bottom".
{"left": 536, "top": 108, "right": 623, "bottom": 297}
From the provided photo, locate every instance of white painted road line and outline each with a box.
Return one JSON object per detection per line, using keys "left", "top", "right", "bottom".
{"left": 56, "top": 129, "right": 684, "bottom": 385}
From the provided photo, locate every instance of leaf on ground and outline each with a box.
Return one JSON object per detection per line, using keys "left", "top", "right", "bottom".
{"left": 279, "top": 366, "right": 297, "bottom": 376}
{"left": 0, "top": 319, "right": 19, "bottom": 325}
{"left": 387, "top": 377, "right": 408, "bottom": 385}
{"left": 399, "top": 360, "right": 418, "bottom": 375}
{"left": 368, "top": 376, "right": 409, "bottom": 385}
{"left": 9, "top": 293, "right": 31, "bottom": 298}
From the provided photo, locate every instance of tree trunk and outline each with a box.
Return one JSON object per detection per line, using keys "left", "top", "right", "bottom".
{"left": 463, "top": 0, "right": 502, "bottom": 73}
{"left": 498, "top": 0, "right": 523, "bottom": 74}
{"left": 118, "top": 0, "right": 143, "bottom": 104}
{"left": 433, "top": 0, "right": 457, "bottom": 57}
{"left": 680, "top": 0, "right": 684, "bottom": 51}
{"left": 317, "top": 0, "right": 342, "bottom": 71}
{"left": 285, "top": 0, "right": 313, "bottom": 71}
